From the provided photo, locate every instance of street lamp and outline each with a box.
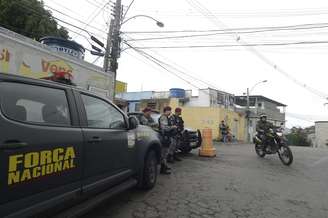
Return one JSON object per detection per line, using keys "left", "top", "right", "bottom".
{"left": 107, "top": 13, "right": 164, "bottom": 98}
{"left": 121, "top": 15, "right": 164, "bottom": 27}
{"left": 246, "top": 80, "right": 268, "bottom": 142}
{"left": 250, "top": 80, "right": 268, "bottom": 94}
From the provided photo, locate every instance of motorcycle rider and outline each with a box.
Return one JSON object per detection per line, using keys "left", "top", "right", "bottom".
{"left": 168, "top": 107, "right": 184, "bottom": 163}
{"left": 158, "top": 106, "right": 177, "bottom": 174}
{"left": 256, "top": 113, "right": 274, "bottom": 151}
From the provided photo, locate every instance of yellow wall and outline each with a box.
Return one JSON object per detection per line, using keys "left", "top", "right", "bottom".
{"left": 169, "top": 98, "right": 246, "bottom": 141}
{"left": 138, "top": 98, "right": 246, "bottom": 141}
{"left": 115, "top": 80, "right": 127, "bottom": 93}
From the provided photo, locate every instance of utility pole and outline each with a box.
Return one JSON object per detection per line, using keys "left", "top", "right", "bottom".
{"left": 104, "top": 0, "right": 122, "bottom": 99}
{"left": 103, "top": 19, "right": 114, "bottom": 72}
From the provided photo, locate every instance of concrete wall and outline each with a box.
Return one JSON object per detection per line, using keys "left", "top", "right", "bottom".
{"left": 170, "top": 99, "right": 246, "bottom": 141}
{"left": 307, "top": 133, "right": 316, "bottom": 147}
{"left": 315, "top": 122, "right": 328, "bottom": 148}
{"left": 116, "top": 91, "right": 153, "bottom": 101}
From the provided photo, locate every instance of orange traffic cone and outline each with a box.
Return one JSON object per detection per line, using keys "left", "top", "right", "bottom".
{"left": 199, "top": 128, "right": 216, "bottom": 157}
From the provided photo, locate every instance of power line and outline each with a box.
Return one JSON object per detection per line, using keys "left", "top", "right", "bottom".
{"left": 186, "top": 0, "right": 328, "bottom": 100}
{"left": 127, "top": 40, "right": 328, "bottom": 49}
{"left": 124, "top": 43, "right": 234, "bottom": 99}
{"left": 92, "top": 56, "right": 102, "bottom": 64}
{"left": 1, "top": 17, "right": 95, "bottom": 53}
{"left": 71, "top": 0, "right": 111, "bottom": 39}
{"left": 18, "top": 0, "right": 107, "bottom": 41}
{"left": 122, "top": 0, "right": 135, "bottom": 21}
{"left": 124, "top": 8, "right": 328, "bottom": 18}
{"left": 56, "top": 24, "right": 93, "bottom": 46}
{"left": 124, "top": 25, "right": 328, "bottom": 41}
{"left": 84, "top": 0, "right": 111, "bottom": 12}
{"left": 44, "top": 4, "right": 107, "bottom": 34}
{"left": 122, "top": 22, "right": 328, "bottom": 34}
{"left": 123, "top": 35, "right": 222, "bottom": 90}
{"left": 124, "top": 42, "right": 203, "bottom": 90}
{"left": 46, "top": 0, "right": 105, "bottom": 28}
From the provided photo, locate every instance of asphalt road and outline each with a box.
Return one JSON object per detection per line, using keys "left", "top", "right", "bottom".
{"left": 83, "top": 144, "right": 328, "bottom": 218}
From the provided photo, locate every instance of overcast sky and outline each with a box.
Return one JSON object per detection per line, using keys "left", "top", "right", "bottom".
{"left": 44, "top": 0, "right": 328, "bottom": 128}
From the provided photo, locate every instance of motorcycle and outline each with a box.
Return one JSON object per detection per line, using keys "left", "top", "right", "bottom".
{"left": 253, "top": 128, "right": 293, "bottom": 166}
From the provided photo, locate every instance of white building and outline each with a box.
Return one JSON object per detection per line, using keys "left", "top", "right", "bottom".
{"left": 314, "top": 121, "right": 328, "bottom": 148}
{"left": 185, "top": 88, "right": 235, "bottom": 110}
{"left": 116, "top": 88, "right": 235, "bottom": 112}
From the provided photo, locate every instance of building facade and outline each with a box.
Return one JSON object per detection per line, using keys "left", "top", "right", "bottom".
{"left": 116, "top": 88, "right": 246, "bottom": 141}
{"left": 235, "top": 95, "right": 287, "bottom": 141}
{"left": 185, "top": 88, "right": 235, "bottom": 110}
{"left": 314, "top": 121, "right": 328, "bottom": 148}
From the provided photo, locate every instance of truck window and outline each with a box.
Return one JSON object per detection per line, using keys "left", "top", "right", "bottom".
{"left": 81, "top": 94, "right": 126, "bottom": 129}
{"left": 0, "top": 82, "right": 71, "bottom": 126}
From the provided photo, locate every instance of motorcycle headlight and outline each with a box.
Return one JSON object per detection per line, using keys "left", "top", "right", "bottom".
{"left": 277, "top": 132, "right": 283, "bottom": 137}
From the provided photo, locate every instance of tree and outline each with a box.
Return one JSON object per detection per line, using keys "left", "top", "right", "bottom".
{"left": 0, "top": 0, "right": 69, "bottom": 40}
{"left": 286, "top": 127, "right": 311, "bottom": 147}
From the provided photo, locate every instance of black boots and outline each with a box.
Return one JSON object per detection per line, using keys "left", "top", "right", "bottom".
{"left": 173, "top": 154, "right": 182, "bottom": 162}
{"left": 167, "top": 154, "right": 182, "bottom": 163}
{"left": 160, "top": 164, "right": 171, "bottom": 175}
{"left": 167, "top": 154, "right": 174, "bottom": 163}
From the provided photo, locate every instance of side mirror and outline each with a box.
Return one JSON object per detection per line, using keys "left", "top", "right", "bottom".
{"left": 128, "top": 116, "right": 138, "bottom": 129}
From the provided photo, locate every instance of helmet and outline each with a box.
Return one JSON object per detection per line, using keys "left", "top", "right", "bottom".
{"left": 142, "top": 107, "right": 152, "bottom": 113}
{"left": 163, "top": 106, "right": 172, "bottom": 112}
{"left": 175, "top": 107, "right": 182, "bottom": 113}
{"left": 260, "top": 113, "right": 267, "bottom": 119}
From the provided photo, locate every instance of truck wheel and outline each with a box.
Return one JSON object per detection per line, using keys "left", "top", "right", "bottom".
{"left": 140, "top": 150, "right": 158, "bottom": 190}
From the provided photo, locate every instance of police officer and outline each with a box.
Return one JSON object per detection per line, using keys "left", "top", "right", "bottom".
{"left": 168, "top": 107, "right": 184, "bottom": 163}
{"left": 140, "top": 107, "right": 158, "bottom": 129}
{"left": 158, "top": 106, "right": 177, "bottom": 174}
{"left": 256, "top": 113, "right": 274, "bottom": 150}
{"left": 219, "top": 120, "right": 228, "bottom": 142}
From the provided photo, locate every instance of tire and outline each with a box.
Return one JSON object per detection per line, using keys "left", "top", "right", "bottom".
{"left": 196, "top": 130, "right": 202, "bottom": 148}
{"left": 255, "top": 144, "right": 266, "bottom": 158}
{"left": 139, "top": 150, "right": 158, "bottom": 190}
{"left": 180, "top": 131, "right": 192, "bottom": 154}
{"left": 278, "top": 145, "right": 293, "bottom": 166}
{"left": 180, "top": 145, "right": 192, "bottom": 154}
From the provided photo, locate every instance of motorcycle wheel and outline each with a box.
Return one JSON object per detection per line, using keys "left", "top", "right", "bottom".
{"left": 278, "top": 145, "right": 293, "bottom": 166}
{"left": 255, "top": 144, "right": 265, "bottom": 158}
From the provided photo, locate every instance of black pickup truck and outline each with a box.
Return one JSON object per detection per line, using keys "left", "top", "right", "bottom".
{"left": 0, "top": 73, "right": 161, "bottom": 217}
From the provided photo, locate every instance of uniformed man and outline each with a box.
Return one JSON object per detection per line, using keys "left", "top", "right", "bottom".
{"left": 219, "top": 120, "right": 228, "bottom": 142}
{"left": 158, "top": 106, "right": 177, "bottom": 174}
{"left": 256, "top": 113, "right": 274, "bottom": 150}
{"left": 168, "top": 107, "right": 184, "bottom": 163}
{"left": 140, "top": 107, "right": 158, "bottom": 129}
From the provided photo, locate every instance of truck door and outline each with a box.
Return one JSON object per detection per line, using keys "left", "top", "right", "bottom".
{"left": 0, "top": 80, "right": 83, "bottom": 215}
{"left": 75, "top": 92, "right": 132, "bottom": 192}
